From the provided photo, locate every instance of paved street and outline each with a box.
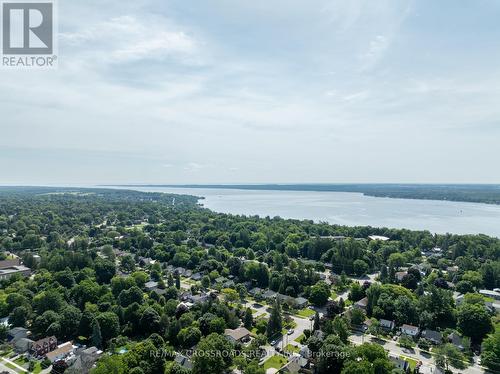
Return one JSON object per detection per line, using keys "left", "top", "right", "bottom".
{"left": 349, "top": 332, "right": 486, "bottom": 374}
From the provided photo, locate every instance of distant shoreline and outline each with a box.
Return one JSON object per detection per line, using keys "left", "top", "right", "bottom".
{"left": 105, "top": 183, "right": 500, "bottom": 205}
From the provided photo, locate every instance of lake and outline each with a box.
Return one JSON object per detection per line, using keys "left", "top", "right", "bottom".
{"left": 121, "top": 187, "right": 500, "bottom": 237}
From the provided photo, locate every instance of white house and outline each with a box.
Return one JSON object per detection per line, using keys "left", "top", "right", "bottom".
{"left": 400, "top": 324, "right": 419, "bottom": 337}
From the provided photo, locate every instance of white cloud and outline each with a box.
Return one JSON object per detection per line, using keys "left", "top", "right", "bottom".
{"left": 60, "top": 15, "right": 199, "bottom": 64}
{"left": 361, "top": 35, "right": 389, "bottom": 70}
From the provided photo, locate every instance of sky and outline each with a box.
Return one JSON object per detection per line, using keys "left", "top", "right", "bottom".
{"left": 1, "top": 0, "right": 500, "bottom": 185}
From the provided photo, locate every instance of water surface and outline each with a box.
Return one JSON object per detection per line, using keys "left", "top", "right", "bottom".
{"left": 122, "top": 187, "right": 500, "bottom": 237}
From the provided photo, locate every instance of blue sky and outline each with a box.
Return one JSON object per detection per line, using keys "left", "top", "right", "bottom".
{"left": 1, "top": 0, "right": 500, "bottom": 184}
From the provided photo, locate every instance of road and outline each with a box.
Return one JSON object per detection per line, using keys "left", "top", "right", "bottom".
{"left": 349, "top": 332, "right": 485, "bottom": 374}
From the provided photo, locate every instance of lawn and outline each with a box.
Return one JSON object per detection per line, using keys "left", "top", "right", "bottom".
{"left": 295, "top": 308, "right": 315, "bottom": 318}
{"left": 32, "top": 362, "right": 43, "bottom": 374}
{"left": 4, "top": 362, "right": 17, "bottom": 371}
{"left": 400, "top": 356, "right": 418, "bottom": 370}
{"left": 14, "top": 356, "right": 28, "bottom": 366}
{"left": 262, "top": 355, "right": 288, "bottom": 370}
{"left": 284, "top": 344, "right": 300, "bottom": 353}
{"left": 294, "top": 333, "right": 305, "bottom": 343}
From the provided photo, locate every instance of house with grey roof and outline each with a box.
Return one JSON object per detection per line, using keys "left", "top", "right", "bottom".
{"left": 380, "top": 319, "right": 395, "bottom": 331}
{"left": 421, "top": 329, "right": 442, "bottom": 345}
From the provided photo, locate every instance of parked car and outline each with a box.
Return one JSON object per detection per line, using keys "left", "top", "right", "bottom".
{"left": 287, "top": 329, "right": 294, "bottom": 335}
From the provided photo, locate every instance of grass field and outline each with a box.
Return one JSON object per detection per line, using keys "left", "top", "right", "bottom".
{"left": 400, "top": 356, "right": 418, "bottom": 370}
{"left": 295, "top": 308, "right": 315, "bottom": 318}
{"left": 284, "top": 344, "right": 300, "bottom": 353}
{"left": 294, "top": 333, "right": 305, "bottom": 343}
{"left": 262, "top": 355, "right": 288, "bottom": 370}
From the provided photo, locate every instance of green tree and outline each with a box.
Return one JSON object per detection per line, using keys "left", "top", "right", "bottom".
{"left": 267, "top": 299, "right": 282, "bottom": 339}
{"left": 353, "top": 259, "right": 368, "bottom": 276}
{"left": 481, "top": 327, "right": 500, "bottom": 373}
{"left": 91, "top": 355, "right": 126, "bottom": 374}
{"left": 244, "top": 308, "right": 253, "bottom": 330}
{"left": 95, "top": 258, "right": 116, "bottom": 284}
{"left": 9, "top": 306, "right": 29, "bottom": 327}
{"left": 309, "top": 281, "right": 330, "bottom": 306}
{"left": 457, "top": 303, "right": 492, "bottom": 343}
{"left": 313, "top": 311, "right": 320, "bottom": 331}
{"left": 96, "top": 312, "right": 120, "bottom": 344}
{"left": 433, "top": 343, "right": 468, "bottom": 372}
{"left": 91, "top": 319, "right": 102, "bottom": 348}
{"left": 192, "top": 333, "right": 233, "bottom": 374}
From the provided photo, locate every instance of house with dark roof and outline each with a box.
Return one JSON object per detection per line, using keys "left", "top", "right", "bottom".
{"left": 7, "top": 327, "right": 29, "bottom": 343}
{"left": 354, "top": 297, "right": 368, "bottom": 310}
{"left": 448, "top": 332, "right": 467, "bottom": 350}
{"left": 262, "top": 289, "right": 277, "bottom": 300}
{"left": 174, "top": 353, "right": 193, "bottom": 370}
{"left": 144, "top": 281, "right": 158, "bottom": 291}
{"left": 67, "top": 346, "right": 102, "bottom": 374}
{"left": 14, "top": 338, "right": 33, "bottom": 353}
{"left": 191, "top": 272, "right": 202, "bottom": 281}
{"left": 295, "top": 297, "right": 308, "bottom": 309}
{"left": 249, "top": 287, "right": 262, "bottom": 297}
{"left": 421, "top": 329, "right": 442, "bottom": 345}
{"left": 31, "top": 336, "right": 58, "bottom": 357}
{"left": 390, "top": 356, "right": 410, "bottom": 373}
{"left": 380, "top": 319, "right": 395, "bottom": 331}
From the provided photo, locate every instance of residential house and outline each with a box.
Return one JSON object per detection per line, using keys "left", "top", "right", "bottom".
{"left": 380, "top": 319, "right": 395, "bottom": 331}
{"left": 400, "top": 324, "right": 419, "bottom": 337}
{"left": 184, "top": 269, "right": 193, "bottom": 278}
{"left": 138, "top": 257, "right": 154, "bottom": 266}
{"left": 67, "top": 346, "right": 102, "bottom": 374}
{"left": 454, "top": 293, "right": 465, "bottom": 306}
{"left": 175, "top": 267, "right": 186, "bottom": 276}
{"left": 368, "top": 235, "right": 390, "bottom": 241}
{"left": 0, "top": 258, "right": 31, "bottom": 280}
{"left": 312, "top": 330, "right": 325, "bottom": 340}
{"left": 31, "top": 336, "right": 58, "bottom": 357}
{"left": 299, "top": 346, "right": 310, "bottom": 359}
{"left": 214, "top": 276, "right": 226, "bottom": 284}
{"left": 354, "top": 297, "right": 368, "bottom": 311}
{"left": 278, "top": 359, "right": 301, "bottom": 373}
{"left": 46, "top": 341, "right": 74, "bottom": 363}
{"left": 191, "top": 272, "right": 202, "bottom": 281}
{"left": 295, "top": 297, "right": 308, "bottom": 309}
{"left": 30, "top": 336, "right": 57, "bottom": 357}
{"left": 390, "top": 356, "right": 410, "bottom": 373}
{"left": 421, "top": 329, "right": 442, "bottom": 345}
{"left": 174, "top": 353, "right": 193, "bottom": 370}
{"left": 249, "top": 287, "right": 262, "bottom": 297}
{"left": 7, "top": 327, "right": 29, "bottom": 342}
{"left": 14, "top": 338, "right": 33, "bottom": 353}
{"left": 151, "top": 287, "right": 167, "bottom": 296}
{"left": 191, "top": 293, "right": 209, "bottom": 304}
{"left": 448, "top": 332, "right": 467, "bottom": 351}
{"left": 479, "top": 289, "right": 500, "bottom": 301}
{"left": 262, "top": 289, "right": 277, "bottom": 300}
{"left": 224, "top": 327, "right": 251, "bottom": 343}
{"left": 395, "top": 271, "right": 407, "bottom": 282}
{"left": 144, "top": 281, "right": 158, "bottom": 291}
